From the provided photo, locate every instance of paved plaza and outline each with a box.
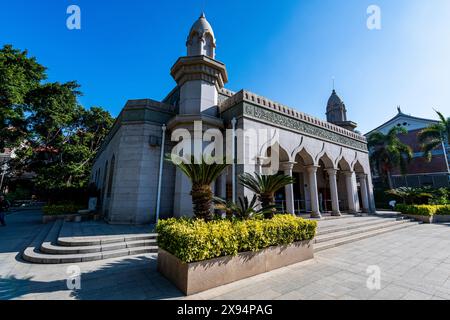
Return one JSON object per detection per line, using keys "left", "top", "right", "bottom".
{"left": 1, "top": 210, "right": 450, "bottom": 300}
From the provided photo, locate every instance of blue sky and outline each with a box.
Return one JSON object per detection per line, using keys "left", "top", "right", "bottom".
{"left": 1, "top": 0, "right": 449, "bottom": 134}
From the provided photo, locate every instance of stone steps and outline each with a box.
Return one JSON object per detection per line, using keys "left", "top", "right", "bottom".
{"left": 22, "top": 220, "right": 158, "bottom": 264}
{"left": 317, "top": 216, "right": 386, "bottom": 231}
{"left": 316, "top": 218, "right": 407, "bottom": 240}
{"left": 314, "top": 216, "right": 420, "bottom": 252}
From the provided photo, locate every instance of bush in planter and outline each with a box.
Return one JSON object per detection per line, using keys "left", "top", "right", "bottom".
{"left": 394, "top": 204, "right": 450, "bottom": 216}
{"left": 42, "top": 203, "right": 84, "bottom": 216}
{"left": 156, "top": 215, "right": 317, "bottom": 263}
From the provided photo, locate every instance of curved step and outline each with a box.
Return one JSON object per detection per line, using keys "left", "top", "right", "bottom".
{"left": 22, "top": 219, "right": 159, "bottom": 264}
{"left": 22, "top": 222, "right": 54, "bottom": 263}
{"left": 41, "top": 238, "right": 157, "bottom": 254}
{"left": 314, "top": 221, "right": 421, "bottom": 252}
{"left": 315, "top": 219, "right": 412, "bottom": 244}
{"left": 23, "top": 246, "right": 158, "bottom": 264}
{"left": 57, "top": 233, "right": 157, "bottom": 247}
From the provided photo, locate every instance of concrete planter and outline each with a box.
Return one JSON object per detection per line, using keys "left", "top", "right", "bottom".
{"left": 157, "top": 240, "right": 314, "bottom": 296}
{"left": 42, "top": 213, "right": 90, "bottom": 224}
{"left": 402, "top": 214, "right": 450, "bottom": 224}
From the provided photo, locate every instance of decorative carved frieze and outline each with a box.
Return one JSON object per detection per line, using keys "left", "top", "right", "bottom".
{"left": 220, "top": 89, "right": 367, "bottom": 144}
{"left": 243, "top": 103, "right": 368, "bottom": 152}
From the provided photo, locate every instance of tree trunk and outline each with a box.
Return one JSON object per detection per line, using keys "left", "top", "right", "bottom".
{"left": 387, "top": 171, "right": 393, "bottom": 190}
{"left": 260, "top": 193, "right": 275, "bottom": 219}
{"left": 191, "top": 184, "right": 214, "bottom": 221}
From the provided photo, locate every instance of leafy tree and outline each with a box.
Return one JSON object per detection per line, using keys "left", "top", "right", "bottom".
{"left": 238, "top": 173, "right": 295, "bottom": 219}
{"left": 1, "top": 45, "right": 114, "bottom": 195}
{"left": 166, "top": 155, "right": 229, "bottom": 221}
{"left": 0, "top": 45, "right": 46, "bottom": 151}
{"left": 19, "top": 100, "right": 114, "bottom": 191}
{"left": 367, "top": 127, "right": 413, "bottom": 189}
{"left": 26, "top": 81, "right": 82, "bottom": 148}
{"left": 418, "top": 110, "right": 450, "bottom": 161}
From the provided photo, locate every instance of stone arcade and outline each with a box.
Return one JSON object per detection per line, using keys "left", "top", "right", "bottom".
{"left": 91, "top": 14, "right": 376, "bottom": 224}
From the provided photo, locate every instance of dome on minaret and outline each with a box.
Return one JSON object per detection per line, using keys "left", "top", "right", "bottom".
{"left": 326, "top": 89, "right": 357, "bottom": 131}
{"left": 326, "top": 90, "right": 347, "bottom": 123}
{"left": 186, "top": 13, "right": 216, "bottom": 59}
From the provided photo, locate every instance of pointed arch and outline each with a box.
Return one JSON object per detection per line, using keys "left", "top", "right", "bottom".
{"left": 353, "top": 160, "right": 367, "bottom": 174}
{"left": 337, "top": 157, "right": 352, "bottom": 171}
{"left": 318, "top": 153, "right": 335, "bottom": 169}
{"left": 293, "top": 148, "right": 314, "bottom": 166}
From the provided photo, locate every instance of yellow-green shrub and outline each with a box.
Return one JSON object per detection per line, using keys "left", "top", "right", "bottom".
{"left": 156, "top": 215, "right": 317, "bottom": 263}
{"left": 42, "top": 203, "right": 84, "bottom": 216}
{"left": 395, "top": 204, "right": 450, "bottom": 216}
{"left": 436, "top": 205, "right": 450, "bottom": 215}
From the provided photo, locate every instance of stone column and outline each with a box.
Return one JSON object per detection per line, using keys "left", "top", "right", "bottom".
{"left": 216, "top": 172, "right": 227, "bottom": 200}
{"left": 326, "top": 168, "right": 341, "bottom": 216}
{"left": 306, "top": 165, "right": 322, "bottom": 218}
{"left": 343, "top": 171, "right": 360, "bottom": 213}
{"left": 358, "top": 173, "right": 370, "bottom": 213}
{"left": 282, "top": 162, "right": 296, "bottom": 215}
{"left": 256, "top": 156, "right": 268, "bottom": 175}
{"left": 366, "top": 173, "right": 376, "bottom": 213}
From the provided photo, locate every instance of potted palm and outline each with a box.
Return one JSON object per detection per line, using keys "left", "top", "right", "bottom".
{"left": 238, "top": 172, "right": 295, "bottom": 219}
{"left": 166, "top": 154, "right": 229, "bottom": 221}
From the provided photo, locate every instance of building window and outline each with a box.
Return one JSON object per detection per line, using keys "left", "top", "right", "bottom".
{"left": 107, "top": 155, "right": 115, "bottom": 198}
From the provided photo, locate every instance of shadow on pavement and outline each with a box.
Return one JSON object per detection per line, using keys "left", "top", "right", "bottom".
{"left": 0, "top": 256, "right": 183, "bottom": 300}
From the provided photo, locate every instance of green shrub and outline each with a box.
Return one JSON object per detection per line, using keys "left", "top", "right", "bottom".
{"left": 395, "top": 204, "right": 450, "bottom": 216}
{"left": 42, "top": 203, "right": 84, "bottom": 216}
{"left": 156, "top": 215, "right": 317, "bottom": 263}
{"left": 5, "top": 187, "right": 32, "bottom": 202}
{"left": 436, "top": 205, "right": 450, "bottom": 215}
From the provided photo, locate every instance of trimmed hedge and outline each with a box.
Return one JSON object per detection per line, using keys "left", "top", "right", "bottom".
{"left": 436, "top": 206, "right": 450, "bottom": 215}
{"left": 395, "top": 204, "right": 450, "bottom": 217}
{"left": 156, "top": 215, "right": 317, "bottom": 263}
{"left": 42, "top": 203, "right": 84, "bottom": 216}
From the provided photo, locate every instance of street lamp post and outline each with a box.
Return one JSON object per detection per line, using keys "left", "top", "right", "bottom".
{"left": 0, "top": 164, "right": 7, "bottom": 193}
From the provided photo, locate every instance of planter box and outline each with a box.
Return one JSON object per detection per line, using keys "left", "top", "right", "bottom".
{"left": 402, "top": 214, "right": 450, "bottom": 224}
{"left": 157, "top": 240, "right": 314, "bottom": 296}
{"left": 42, "top": 213, "right": 90, "bottom": 224}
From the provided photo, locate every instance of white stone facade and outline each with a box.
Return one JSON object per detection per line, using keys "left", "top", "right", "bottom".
{"left": 91, "top": 14, "right": 376, "bottom": 224}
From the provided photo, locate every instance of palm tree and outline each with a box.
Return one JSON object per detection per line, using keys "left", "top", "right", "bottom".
{"left": 418, "top": 110, "right": 449, "bottom": 162}
{"left": 385, "top": 187, "right": 433, "bottom": 205}
{"left": 238, "top": 173, "right": 295, "bottom": 219}
{"left": 166, "top": 154, "right": 229, "bottom": 221}
{"left": 215, "top": 195, "right": 276, "bottom": 220}
{"left": 367, "top": 127, "right": 413, "bottom": 189}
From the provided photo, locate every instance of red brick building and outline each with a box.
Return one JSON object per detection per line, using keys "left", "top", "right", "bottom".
{"left": 365, "top": 108, "right": 450, "bottom": 188}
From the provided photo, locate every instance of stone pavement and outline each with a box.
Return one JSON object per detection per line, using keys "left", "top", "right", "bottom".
{"left": 1, "top": 210, "right": 450, "bottom": 300}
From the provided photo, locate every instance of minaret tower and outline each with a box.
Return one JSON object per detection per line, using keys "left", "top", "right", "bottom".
{"left": 170, "top": 13, "right": 228, "bottom": 116}
{"left": 169, "top": 13, "right": 228, "bottom": 217}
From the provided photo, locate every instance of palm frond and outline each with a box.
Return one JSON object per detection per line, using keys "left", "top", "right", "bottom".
{"left": 239, "top": 172, "right": 295, "bottom": 195}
